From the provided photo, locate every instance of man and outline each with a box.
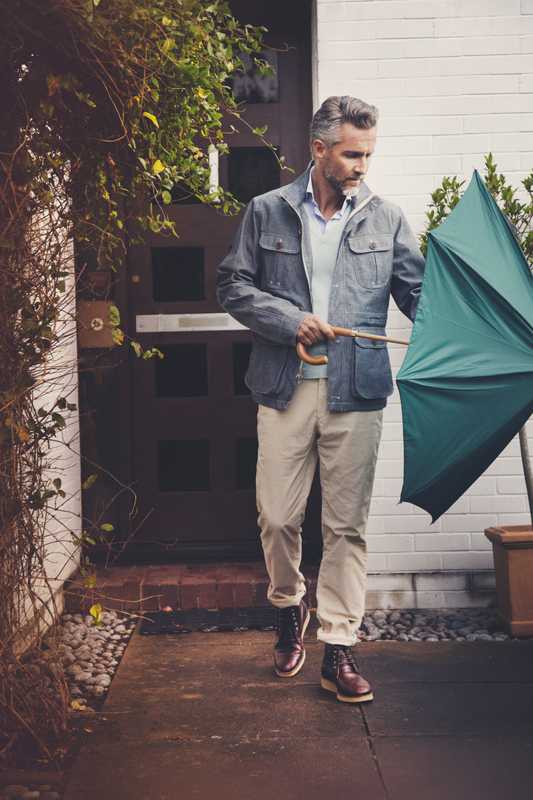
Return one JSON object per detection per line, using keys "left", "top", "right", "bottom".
{"left": 216, "top": 96, "right": 424, "bottom": 704}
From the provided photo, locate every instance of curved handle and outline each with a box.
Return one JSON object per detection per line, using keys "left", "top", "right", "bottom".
{"left": 296, "top": 341, "right": 329, "bottom": 365}
{"left": 297, "top": 326, "right": 409, "bottom": 366}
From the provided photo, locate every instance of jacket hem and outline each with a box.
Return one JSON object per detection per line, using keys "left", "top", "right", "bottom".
{"left": 252, "top": 392, "right": 386, "bottom": 412}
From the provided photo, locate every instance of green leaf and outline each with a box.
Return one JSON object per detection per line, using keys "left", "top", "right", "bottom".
{"left": 161, "top": 190, "right": 172, "bottom": 205}
{"left": 108, "top": 304, "right": 120, "bottom": 326}
{"left": 82, "top": 473, "right": 98, "bottom": 490}
{"left": 100, "top": 523, "right": 114, "bottom": 532}
{"left": 130, "top": 340, "right": 142, "bottom": 357}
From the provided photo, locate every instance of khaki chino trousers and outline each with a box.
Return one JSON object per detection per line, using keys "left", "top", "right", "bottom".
{"left": 256, "top": 379, "right": 383, "bottom": 646}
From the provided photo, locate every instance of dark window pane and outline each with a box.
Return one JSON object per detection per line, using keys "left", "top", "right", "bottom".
{"left": 158, "top": 440, "right": 210, "bottom": 492}
{"left": 152, "top": 247, "right": 204, "bottom": 302}
{"left": 229, "top": 50, "right": 279, "bottom": 104}
{"left": 236, "top": 438, "right": 258, "bottom": 490}
{"left": 228, "top": 147, "right": 280, "bottom": 204}
{"left": 156, "top": 345, "right": 208, "bottom": 398}
{"left": 233, "top": 342, "right": 251, "bottom": 395}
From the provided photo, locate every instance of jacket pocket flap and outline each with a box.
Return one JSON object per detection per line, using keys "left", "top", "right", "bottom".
{"left": 355, "top": 327, "right": 387, "bottom": 349}
{"left": 259, "top": 232, "right": 300, "bottom": 254}
{"left": 348, "top": 234, "right": 393, "bottom": 254}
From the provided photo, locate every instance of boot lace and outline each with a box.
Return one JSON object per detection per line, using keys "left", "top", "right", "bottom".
{"left": 332, "top": 645, "right": 360, "bottom": 673}
{"left": 276, "top": 606, "right": 300, "bottom": 646}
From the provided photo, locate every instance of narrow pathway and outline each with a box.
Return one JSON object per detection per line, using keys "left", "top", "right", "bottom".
{"left": 64, "top": 620, "right": 533, "bottom": 800}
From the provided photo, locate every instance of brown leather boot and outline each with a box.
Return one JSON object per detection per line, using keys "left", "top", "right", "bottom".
{"left": 320, "top": 644, "right": 374, "bottom": 703}
{"left": 273, "top": 599, "right": 311, "bottom": 678}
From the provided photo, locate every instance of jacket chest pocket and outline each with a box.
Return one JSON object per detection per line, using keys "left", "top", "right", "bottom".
{"left": 348, "top": 234, "right": 393, "bottom": 289}
{"left": 259, "top": 232, "right": 300, "bottom": 289}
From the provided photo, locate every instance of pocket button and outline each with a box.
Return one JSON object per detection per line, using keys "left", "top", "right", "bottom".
{"left": 369, "top": 240, "right": 377, "bottom": 250}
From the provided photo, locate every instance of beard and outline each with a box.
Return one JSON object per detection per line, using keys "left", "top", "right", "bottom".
{"left": 324, "top": 169, "right": 363, "bottom": 199}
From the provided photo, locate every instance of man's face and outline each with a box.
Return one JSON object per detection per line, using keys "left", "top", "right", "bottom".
{"left": 313, "top": 123, "right": 377, "bottom": 198}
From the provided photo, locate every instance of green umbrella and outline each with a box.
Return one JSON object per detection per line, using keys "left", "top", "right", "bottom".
{"left": 397, "top": 171, "right": 533, "bottom": 522}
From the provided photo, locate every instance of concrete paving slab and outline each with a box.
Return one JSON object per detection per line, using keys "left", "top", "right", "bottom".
{"left": 374, "top": 735, "right": 533, "bottom": 800}
{"left": 104, "top": 680, "right": 365, "bottom": 741}
{"left": 64, "top": 736, "right": 386, "bottom": 800}
{"left": 357, "top": 640, "right": 533, "bottom": 683}
{"left": 64, "top": 629, "right": 533, "bottom": 799}
{"left": 362, "top": 682, "right": 533, "bottom": 736}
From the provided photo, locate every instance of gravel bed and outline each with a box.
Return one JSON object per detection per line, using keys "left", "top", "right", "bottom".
{"left": 358, "top": 607, "right": 514, "bottom": 642}
{"left": 56, "top": 610, "right": 138, "bottom": 708}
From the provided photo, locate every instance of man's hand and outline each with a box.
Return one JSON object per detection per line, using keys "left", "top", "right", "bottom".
{"left": 296, "top": 314, "right": 335, "bottom": 346}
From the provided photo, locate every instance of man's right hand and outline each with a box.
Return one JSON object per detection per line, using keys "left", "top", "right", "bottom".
{"left": 296, "top": 314, "right": 335, "bottom": 346}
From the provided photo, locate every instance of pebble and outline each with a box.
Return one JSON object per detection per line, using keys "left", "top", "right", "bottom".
{"left": 43, "top": 609, "right": 137, "bottom": 711}
{"left": 358, "top": 608, "right": 514, "bottom": 644}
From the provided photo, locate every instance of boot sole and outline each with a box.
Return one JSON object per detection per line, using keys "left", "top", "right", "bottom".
{"left": 274, "top": 608, "right": 311, "bottom": 678}
{"left": 320, "top": 676, "right": 374, "bottom": 703}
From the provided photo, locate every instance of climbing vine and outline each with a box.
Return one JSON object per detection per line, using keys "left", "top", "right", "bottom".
{"left": 0, "top": 0, "right": 268, "bottom": 761}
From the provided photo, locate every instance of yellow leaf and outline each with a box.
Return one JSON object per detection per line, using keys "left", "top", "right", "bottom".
{"left": 162, "top": 37, "right": 175, "bottom": 54}
{"left": 89, "top": 603, "right": 103, "bottom": 624}
{"left": 196, "top": 87, "right": 209, "bottom": 99}
{"left": 152, "top": 159, "right": 165, "bottom": 175}
{"left": 70, "top": 699, "right": 87, "bottom": 711}
{"left": 142, "top": 111, "right": 159, "bottom": 128}
{"left": 16, "top": 426, "right": 30, "bottom": 443}
{"left": 112, "top": 328, "right": 125, "bottom": 346}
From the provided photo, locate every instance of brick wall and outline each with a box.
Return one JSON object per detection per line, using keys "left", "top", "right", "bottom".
{"left": 19, "top": 225, "right": 82, "bottom": 651}
{"left": 315, "top": 0, "right": 533, "bottom": 582}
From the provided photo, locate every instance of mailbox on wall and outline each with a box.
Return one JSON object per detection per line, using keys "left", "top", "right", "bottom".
{"left": 77, "top": 300, "right": 116, "bottom": 348}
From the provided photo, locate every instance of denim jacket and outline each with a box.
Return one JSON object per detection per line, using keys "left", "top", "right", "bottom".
{"left": 216, "top": 164, "right": 425, "bottom": 412}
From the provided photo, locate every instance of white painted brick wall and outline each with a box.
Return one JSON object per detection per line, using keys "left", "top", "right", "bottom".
{"left": 21, "top": 233, "right": 81, "bottom": 636}
{"left": 315, "top": 0, "right": 532, "bottom": 587}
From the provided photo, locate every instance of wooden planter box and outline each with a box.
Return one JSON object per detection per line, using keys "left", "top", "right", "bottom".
{"left": 485, "top": 525, "right": 533, "bottom": 637}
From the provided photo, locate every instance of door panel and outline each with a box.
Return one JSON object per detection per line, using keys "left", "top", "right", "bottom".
{"left": 128, "top": 1, "right": 319, "bottom": 560}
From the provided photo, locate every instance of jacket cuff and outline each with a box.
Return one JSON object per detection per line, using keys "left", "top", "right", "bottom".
{"left": 282, "top": 308, "right": 308, "bottom": 345}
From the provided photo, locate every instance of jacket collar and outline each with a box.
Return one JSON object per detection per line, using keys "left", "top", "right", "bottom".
{"left": 279, "top": 161, "right": 373, "bottom": 211}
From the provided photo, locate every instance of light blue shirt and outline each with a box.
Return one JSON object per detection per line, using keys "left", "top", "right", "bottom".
{"left": 301, "top": 169, "right": 357, "bottom": 378}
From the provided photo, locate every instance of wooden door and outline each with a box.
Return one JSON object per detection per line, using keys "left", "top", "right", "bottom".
{"left": 127, "top": 1, "right": 318, "bottom": 561}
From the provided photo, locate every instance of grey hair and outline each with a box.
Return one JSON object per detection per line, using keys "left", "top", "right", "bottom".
{"left": 310, "top": 96, "right": 379, "bottom": 148}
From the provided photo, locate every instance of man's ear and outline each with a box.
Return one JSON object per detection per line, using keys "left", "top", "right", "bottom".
{"left": 311, "top": 138, "right": 327, "bottom": 163}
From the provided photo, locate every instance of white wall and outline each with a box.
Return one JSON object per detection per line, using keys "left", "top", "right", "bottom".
{"left": 18, "top": 231, "right": 81, "bottom": 647}
{"left": 315, "top": 0, "right": 533, "bottom": 592}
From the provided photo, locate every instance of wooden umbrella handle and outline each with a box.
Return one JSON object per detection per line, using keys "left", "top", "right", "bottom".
{"left": 296, "top": 326, "right": 409, "bottom": 366}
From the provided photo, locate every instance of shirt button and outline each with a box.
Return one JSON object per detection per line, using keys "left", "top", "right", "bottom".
{"left": 369, "top": 240, "right": 377, "bottom": 250}
{"left": 275, "top": 238, "right": 283, "bottom": 250}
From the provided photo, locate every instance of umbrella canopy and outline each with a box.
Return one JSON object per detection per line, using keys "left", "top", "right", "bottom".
{"left": 397, "top": 171, "right": 533, "bottom": 522}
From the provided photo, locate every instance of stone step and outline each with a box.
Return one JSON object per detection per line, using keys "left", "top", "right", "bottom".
{"left": 64, "top": 563, "right": 319, "bottom": 614}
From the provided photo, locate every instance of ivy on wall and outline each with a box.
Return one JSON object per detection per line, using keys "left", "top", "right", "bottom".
{"left": 0, "top": 0, "right": 269, "bottom": 760}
